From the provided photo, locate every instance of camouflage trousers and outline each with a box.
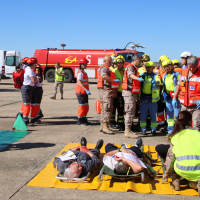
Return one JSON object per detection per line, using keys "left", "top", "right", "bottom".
{"left": 122, "top": 90, "right": 138, "bottom": 126}
{"left": 181, "top": 104, "right": 200, "bottom": 131}
{"left": 98, "top": 89, "right": 115, "bottom": 123}
{"left": 54, "top": 81, "right": 64, "bottom": 95}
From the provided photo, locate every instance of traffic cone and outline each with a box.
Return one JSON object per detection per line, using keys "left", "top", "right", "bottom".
{"left": 13, "top": 114, "right": 28, "bottom": 131}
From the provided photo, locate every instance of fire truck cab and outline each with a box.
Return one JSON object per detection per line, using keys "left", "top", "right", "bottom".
{"left": 33, "top": 43, "right": 145, "bottom": 83}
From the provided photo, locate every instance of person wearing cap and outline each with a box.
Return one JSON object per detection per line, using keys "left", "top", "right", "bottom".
{"left": 162, "top": 59, "right": 180, "bottom": 136}
{"left": 173, "top": 56, "right": 200, "bottom": 131}
{"left": 50, "top": 63, "right": 65, "bottom": 100}
{"left": 172, "top": 60, "right": 182, "bottom": 74}
{"left": 180, "top": 51, "right": 193, "bottom": 69}
{"left": 20, "top": 57, "right": 38, "bottom": 125}
{"left": 75, "top": 58, "right": 91, "bottom": 125}
{"left": 139, "top": 61, "right": 161, "bottom": 135}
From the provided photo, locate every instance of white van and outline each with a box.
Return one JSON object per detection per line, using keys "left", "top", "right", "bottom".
{"left": 0, "top": 50, "right": 6, "bottom": 79}
{"left": 5, "top": 51, "right": 21, "bottom": 78}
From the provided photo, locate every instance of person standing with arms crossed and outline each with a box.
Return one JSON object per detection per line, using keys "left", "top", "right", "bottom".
{"left": 97, "top": 56, "right": 120, "bottom": 134}
{"left": 122, "top": 54, "right": 144, "bottom": 139}
{"left": 50, "top": 63, "right": 65, "bottom": 100}
{"left": 75, "top": 58, "right": 91, "bottom": 125}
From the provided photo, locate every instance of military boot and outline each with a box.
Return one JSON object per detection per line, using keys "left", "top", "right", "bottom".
{"left": 170, "top": 174, "right": 180, "bottom": 191}
{"left": 102, "top": 123, "right": 114, "bottom": 135}
{"left": 124, "top": 126, "right": 139, "bottom": 139}
{"left": 100, "top": 123, "right": 103, "bottom": 132}
{"left": 50, "top": 94, "right": 56, "bottom": 100}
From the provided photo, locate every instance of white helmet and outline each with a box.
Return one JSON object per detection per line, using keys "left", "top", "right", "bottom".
{"left": 180, "top": 51, "right": 193, "bottom": 58}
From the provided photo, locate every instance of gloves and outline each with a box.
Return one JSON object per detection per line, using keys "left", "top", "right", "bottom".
{"left": 80, "top": 146, "right": 89, "bottom": 153}
{"left": 137, "top": 77, "right": 144, "bottom": 82}
{"left": 172, "top": 99, "right": 178, "bottom": 108}
{"left": 85, "top": 89, "right": 91, "bottom": 95}
{"left": 196, "top": 101, "right": 200, "bottom": 109}
{"left": 114, "top": 79, "right": 122, "bottom": 84}
{"left": 152, "top": 80, "right": 156, "bottom": 87}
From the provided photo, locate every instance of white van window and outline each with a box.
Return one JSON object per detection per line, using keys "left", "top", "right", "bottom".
{"left": 6, "top": 56, "right": 15, "bottom": 66}
{"left": 16, "top": 56, "right": 20, "bottom": 68}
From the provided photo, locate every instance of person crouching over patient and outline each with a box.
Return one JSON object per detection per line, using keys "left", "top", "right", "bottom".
{"left": 53, "top": 137, "right": 103, "bottom": 178}
{"left": 103, "top": 138, "right": 146, "bottom": 175}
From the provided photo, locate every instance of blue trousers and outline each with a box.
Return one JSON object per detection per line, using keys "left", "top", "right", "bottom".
{"left": 140, "top": 98, "right": 157, "bottom": 131}
{"left": 165, "top": 99, "right": 180, "bottom": 134}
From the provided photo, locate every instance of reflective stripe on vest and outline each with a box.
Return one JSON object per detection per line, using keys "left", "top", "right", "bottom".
{"left": 75, "top": 70, "right": 89, "bottom": 94}
{"left": 179, "top": 68, "right": 200, "bottom": 106}
{"left": 176, "top": 163, "right": 200, "bottom": 171}
{"left": 177, "top": 155, "right": 200, "bottom": 161}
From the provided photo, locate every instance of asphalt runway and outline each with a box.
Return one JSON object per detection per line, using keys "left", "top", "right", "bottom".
{"left": 0, "top": 78, "right": 198, "bottom": 199}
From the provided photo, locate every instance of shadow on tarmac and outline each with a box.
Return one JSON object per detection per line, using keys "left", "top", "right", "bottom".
{"left": 1, "top": 142, "right": 55, "bottom": 152}
{"left": 0, "top": 89, "right": 19, "bottom": 92}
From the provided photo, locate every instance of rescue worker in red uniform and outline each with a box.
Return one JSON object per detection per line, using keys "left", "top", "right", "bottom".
{"left": 173, "top": 56, "right": 200, "bottom": 131}
{"left": 75, "top": 58, "right": 91, "bottom": 125}
{"left": 20, "top": 57, "right": 38, "bottom": 125}
{"left": 122, "top": 54, "right": 144, "bottom": 139}
{"left": 97, "top": 56, "right": 120, "bottom": 134}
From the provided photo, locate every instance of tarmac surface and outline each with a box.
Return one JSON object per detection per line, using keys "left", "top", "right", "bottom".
{"left": 0, "top": 78, "right": 198, "bottom": 199}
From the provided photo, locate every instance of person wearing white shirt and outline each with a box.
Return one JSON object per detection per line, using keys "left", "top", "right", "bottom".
{"left": 20, "top": 57, "right": 38, "bottom": 125}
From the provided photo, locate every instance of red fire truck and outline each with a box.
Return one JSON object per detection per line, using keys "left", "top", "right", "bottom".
{"left": 33, "top": 43, "right": 145, "bottom": 82}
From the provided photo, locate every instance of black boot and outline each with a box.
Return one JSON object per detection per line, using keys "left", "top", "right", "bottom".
{"left": 77, "top": 118, "right": 82, "bottom": 125}
{"left": 95, "top": 139, "right": 103, "bottom": 150}
{"left": 110, "top": 122, "right": 117, "bottom": 129}
{"left": 81, "top": 137, "right": 87, "bottom": 147}
{"left": 118, "top": 124, "right": 125, "bottom": 131}
{"left": 82, "top": 117, "right": 91, "bottom": 126}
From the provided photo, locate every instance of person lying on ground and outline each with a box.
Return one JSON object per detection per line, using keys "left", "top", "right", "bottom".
{"left": 53, "top": 137, "right": 103, "bottom": 178}
{"left": 103, "top": 138, "right": 147, "bottom": 175}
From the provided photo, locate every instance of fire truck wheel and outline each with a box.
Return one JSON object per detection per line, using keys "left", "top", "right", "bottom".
{"left": 46, "top": 69, "right": 55, "bottom": 82}
{"left": 64, "top": 69, "right": 73, "bottom": 83}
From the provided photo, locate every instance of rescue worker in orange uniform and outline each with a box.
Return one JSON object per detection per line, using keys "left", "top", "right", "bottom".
{"left": 173, "top": 56, "right": 200, "bottom": 131}
{"left": 154, "top": 55, "right": 168, "bottom": 131}
{"left": 97, "top": 56, "right": 120, "bottom": 134}
{"left": 20, "top": 57, "right": 38, "bottom": 125}
{"left": 75, "top": 58, "right": 91, "bottom": 125}
{"left": 122, "top": 54, "right": 144, "bottom": 139}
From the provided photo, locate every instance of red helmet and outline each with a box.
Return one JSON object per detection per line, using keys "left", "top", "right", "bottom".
{"left": 35, "top": 64, "right": 42, "bottom": 68}
{"left": 79, "top": 58, "right": 88, "bottom": 64}
{"left": 21, "top": 57, "right": 29, "bottom": 64}
{"left": 27, "top": 57, "right": 38, "bottom": 64}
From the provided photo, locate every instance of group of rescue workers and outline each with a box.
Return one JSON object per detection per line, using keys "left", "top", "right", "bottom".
{"left": 15, "top": 51, "right": 200, "bottom": 195}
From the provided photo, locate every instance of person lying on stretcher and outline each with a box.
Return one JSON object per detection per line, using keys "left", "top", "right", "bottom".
{"left": 53, "top": 137, "right": 103, "bottom": 178}
{"left": 103, "top": 138, "right": 147, "bottom": 175}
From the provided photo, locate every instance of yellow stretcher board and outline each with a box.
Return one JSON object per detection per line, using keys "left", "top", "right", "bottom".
{"left": 27, "top": 143, "right": 199, "bottom": 196}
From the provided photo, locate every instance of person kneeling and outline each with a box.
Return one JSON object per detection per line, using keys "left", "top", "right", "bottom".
{"left": 103, "top": 138, "right": 146, "bottom": 175}
{"left": 53, "top": 137, "right": 103, "bottom": 178}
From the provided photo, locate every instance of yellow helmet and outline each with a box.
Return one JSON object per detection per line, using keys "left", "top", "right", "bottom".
{"left": 162, "top": 59, "right": 172, "bottom": 67}
{"left": 159, "top": 55, "right": 169, "bottom": 62}
{"left": 111, "top": 54, "right": 117, "bottom": 60}
{"left": 171, "top": 59, "right": 179, "bottom": 64}
{"left": 142, "top": 54, "right": 150, "bottom": 61}
{"left": 116, "top": 55, "right": 125, "bottom": 63}
{"left": 145, "top": 61, "right": 155, "bottom": 67}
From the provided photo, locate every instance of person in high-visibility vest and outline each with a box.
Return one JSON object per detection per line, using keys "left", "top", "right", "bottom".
{"left": 173, "top": 56, "right": 200, "bottom": 131}
{"left": 97, "top": 56, "right": 120, "bottom": 134}
{"left": 139, "top": 61, "right": 161, "bottom": 135}
{"left": 110, "top": 54, "right": 117, "bottom": 72}
{"left": 163, "top": 111, "right": 200, "bottom": 194}
{"left": 137, "top": 54, "right": 150, "bottom": 75}
{"left": 154, "top": 55, "right": 168, "bottom": 132}
{"left": 122, "top": 54, "right": 144, "bottom": 139}
{"left": 180, "top": 51, "right": 193, "bottom": 69}
{"left": 75, "top": 58, "right": 91, "bottom": 125}
{"left": 162, "top": 59, "right": 180, "bottom": 136}
{"left": 110, "top": 55, "right": 125, "bottom": 131}
{"left": 50, "top": 63, "right": 65, "bottom": 100}
{"left": 20, "top": 57, "right": 38, "bottom": 125}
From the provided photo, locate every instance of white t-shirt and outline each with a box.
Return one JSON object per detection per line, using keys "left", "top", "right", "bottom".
{"left": 103, "top": 152, "right": 147, "bottom": 171}
{"left": 23, "top": 66, "right": 35, "bottom": 86}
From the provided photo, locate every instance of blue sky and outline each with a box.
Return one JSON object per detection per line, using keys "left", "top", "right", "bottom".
{"left": 1, "top": 0, "right": 199, "bottom": 62}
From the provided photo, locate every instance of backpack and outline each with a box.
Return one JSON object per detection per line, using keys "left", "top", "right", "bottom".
{"left": 13, "top": 69, "right": 24, "bottom": 89}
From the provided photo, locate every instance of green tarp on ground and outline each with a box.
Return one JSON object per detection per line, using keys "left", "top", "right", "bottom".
{"left": 0, "top": 130, "right": 31, "bottom": 151}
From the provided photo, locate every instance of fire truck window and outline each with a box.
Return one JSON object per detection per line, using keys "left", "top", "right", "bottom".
{"left": 124, "top": 53, "right": 135, "bottom": 63}
{"left": 6, "top": 56, "right": 15, "bottom": 66}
